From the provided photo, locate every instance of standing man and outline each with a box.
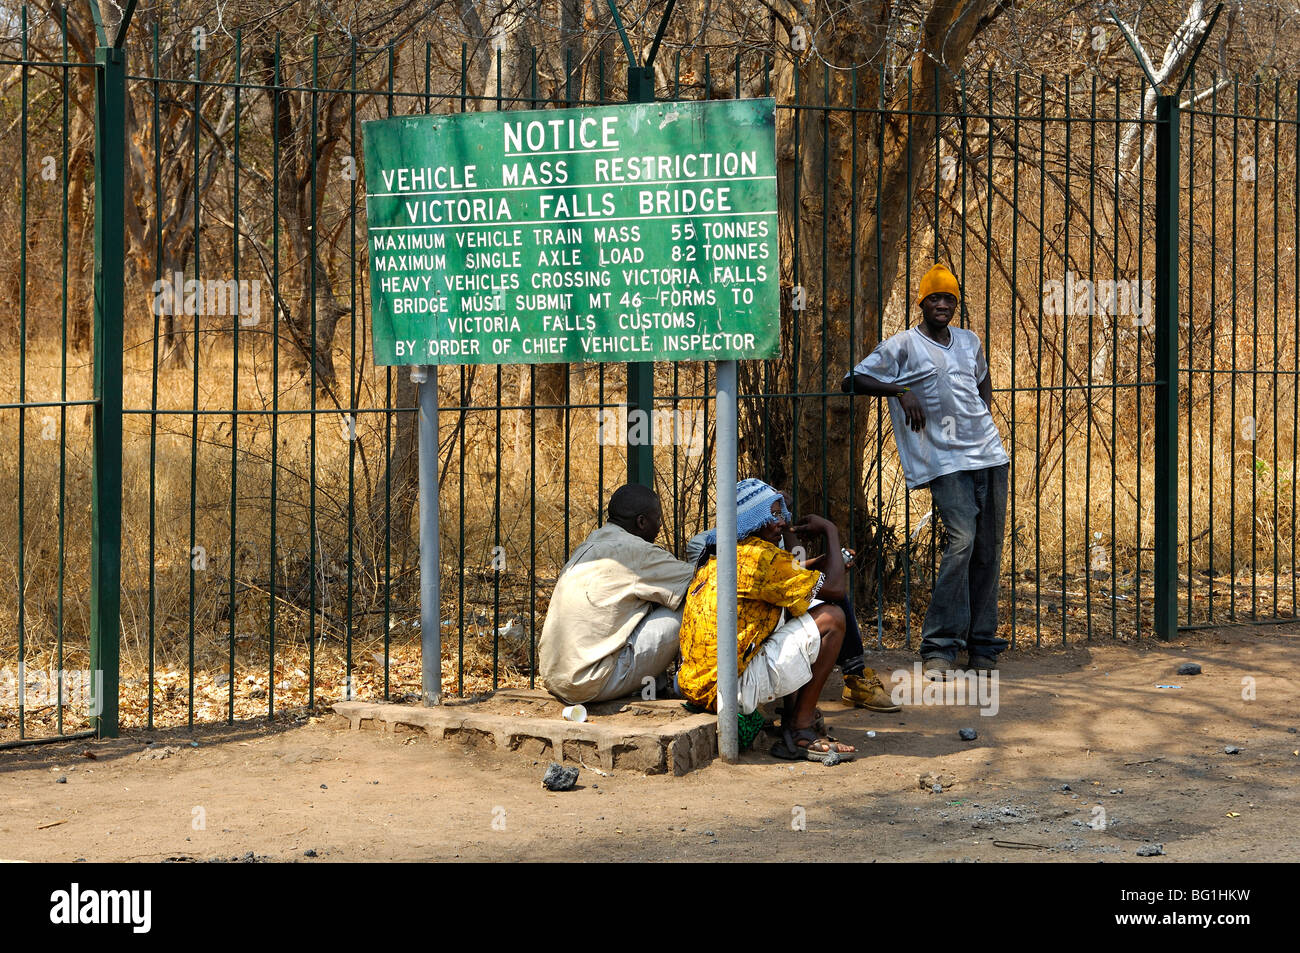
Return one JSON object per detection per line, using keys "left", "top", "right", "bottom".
{"left": 538, "top": 484, "right": 695, "bottom": 704}
{"left": 842, "top": 264, "right": 1010, "bottom": 680}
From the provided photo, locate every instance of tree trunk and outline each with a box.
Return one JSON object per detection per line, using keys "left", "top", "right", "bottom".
{"left": 268, "top": 80, "right": 350, "bottom": 393}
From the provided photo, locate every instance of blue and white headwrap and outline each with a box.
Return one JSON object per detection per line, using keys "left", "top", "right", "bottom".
{"left": 700, "top": 478, "right": 791, "bottom": 546}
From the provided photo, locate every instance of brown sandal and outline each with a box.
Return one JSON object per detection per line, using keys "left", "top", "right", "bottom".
{"left": 772, "top": 726, "right": 857, "bottom": 763}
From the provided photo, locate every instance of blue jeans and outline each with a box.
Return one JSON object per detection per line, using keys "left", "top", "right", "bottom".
{"left": 920, "top": 464, "right": 1009, "bottom": 662}
{"left": 832, "top": 591, "right": 865, "bottom": 676}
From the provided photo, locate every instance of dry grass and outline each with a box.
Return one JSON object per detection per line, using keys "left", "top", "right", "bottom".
{"left": 3, "top": 308, "right": 1296, "bottom": 739}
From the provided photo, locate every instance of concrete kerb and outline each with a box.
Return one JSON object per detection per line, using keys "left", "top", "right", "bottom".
{"left": 329, "top": 693, "right": 719, "bottom": 776}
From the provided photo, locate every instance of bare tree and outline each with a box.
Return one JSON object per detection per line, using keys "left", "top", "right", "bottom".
{"left": 1116, "top": 0, "right": 1241, "bottom": 170}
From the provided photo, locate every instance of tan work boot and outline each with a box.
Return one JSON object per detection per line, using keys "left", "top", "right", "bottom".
{"left": 841, "top": 668, "right": 901, "bottom": 712}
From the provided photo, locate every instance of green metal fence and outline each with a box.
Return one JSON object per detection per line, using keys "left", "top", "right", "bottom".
{"left": 2, "top": 10, "right": 1298, "bottom": 743}
{"left": 1, "top": 7, "right": 102, "bottom": 746}
{"left": 1181, "top": 75, "right": 1300, "bottom": 630}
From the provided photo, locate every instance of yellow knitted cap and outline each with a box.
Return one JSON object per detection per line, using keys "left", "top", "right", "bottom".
{"left": 918, "top": 263, "right": 960, "bottom": 303}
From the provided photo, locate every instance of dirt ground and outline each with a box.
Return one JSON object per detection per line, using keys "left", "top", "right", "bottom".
{"left": 1, "top": 624, "right": 1297, "bottom": 863}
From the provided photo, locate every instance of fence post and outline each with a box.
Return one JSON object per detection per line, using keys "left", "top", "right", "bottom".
{"left": 607, "top": 0, "right": 675, "bottom": 488}
{"left": 1154, "top": 92, "right": 1179, "bottom": 641}
{"left": 90, "top": 44, "right": 126, "bottom": 736}
{"left": 625, "top": 64, "right": 656, "bottom": 487}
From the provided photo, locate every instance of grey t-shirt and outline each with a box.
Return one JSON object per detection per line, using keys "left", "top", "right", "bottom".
{"left": 848, "top": 326, "right": 1009, "bottom": 489}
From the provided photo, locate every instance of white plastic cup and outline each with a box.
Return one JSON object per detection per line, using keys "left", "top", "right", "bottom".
{"left": 561, "top": 704, "right": 587, "bottom": 723}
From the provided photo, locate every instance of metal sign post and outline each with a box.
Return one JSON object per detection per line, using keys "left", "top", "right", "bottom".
{"left": 715, "top": 361, "right": 739, "bottom": 762}
{"left": 414, "top": 365, "right": 441, "bottom": 705}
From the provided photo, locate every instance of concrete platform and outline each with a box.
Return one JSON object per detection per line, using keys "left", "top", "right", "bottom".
{"left": 329, "top": 689, "right": 719, "bottom": 775}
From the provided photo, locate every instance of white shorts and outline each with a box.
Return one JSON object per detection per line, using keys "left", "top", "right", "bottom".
{"left": 736, "top": 612, "right": 821, "bottom": 714}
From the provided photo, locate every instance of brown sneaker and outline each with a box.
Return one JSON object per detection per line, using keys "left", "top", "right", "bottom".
{"left": 841, "top": 668, "right": 901, "bottom": 712}
{"left": 923, "top": 656, "right": 959, "bottom": 681}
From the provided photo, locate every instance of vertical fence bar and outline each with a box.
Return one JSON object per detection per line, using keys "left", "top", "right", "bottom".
{"left": 1270, "top": 81, "right": 1280, "bottom": 618}
{"left": 1207, "top": 77, "right": 1219, "bottom": 624}
{"left": 1034, "top": 76, "right": 1045, "bottom": 646}
{"left": 308, "top": 38, "right": 319, "bottom": 708}
{"left": 985, "top": 68, "right": 997, "bottom": 642}
{"left": 1185, "top": 73, "right": 1196, "bottom": 624}
{"left": 529, "top": 50, "right": 539, "bottom": 689}
{"left": 1009, "top": 73, "right": 1020, "bottom": 648}
{"left": 1136, "top": 82, "right": 1147, "bottom": 641}
{"left": 91, "top": 43, "right": 126, "bottom": 737}
{"left": 873, "top": 65, "right": 886, "bottom": 648}
{"left": 847, "top": 65, "right": 859, "bottom": 591}
{"left": 1292, "top": 80, "right": 1299, "bottom": 620}
{"left": 901, "top": 68, "right": 913, "bottom": 647}
{"left": 1085, "top": 75, "right": 1096, "bottom": 639}
{"left": 18, "top": 7, "right": 28, "bottom": 739}
{"left": 269, "top": 35, "right": 282, "bottom": 718}
{"left": 186, "top": 39, "right": 201, "bottom": 727}
{"left": 1111, "top": 78, "right": 1120, "bottom": 638}
{"left": 147, "top": 21, "right": 161, "bottom": 729}
{"left": 1154, "top": 92, "right": 1180, "bottom": 641}
{"left": 57, "top": 7, "right": 71, "bottom": 734}
{"left": 1250, "top": 86, "right": 1260, "bottom": 618}
{"left": 348, "top": 39, "right": 360, "bottom": 698}
{"left": 1230, "top": 79, "right": 1239, "bottom": 622}
{"left": 1060, "top": 78, "right": 1069, "bottom": 644}
{"left": 792, "top": 64, "right": 801, "bottom": 516}
{"left": 228, "top": 30, "right": 241, "bottom": 723}
{"left": 492, "top": 52, "right": 505, "bottom": 688}
{"left": 820, "top": 63, "right": 830, "bottom": 513}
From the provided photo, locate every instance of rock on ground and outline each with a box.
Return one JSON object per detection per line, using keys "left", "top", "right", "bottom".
{"left": 542, "top": 762, "right": 579, "bottom": 791}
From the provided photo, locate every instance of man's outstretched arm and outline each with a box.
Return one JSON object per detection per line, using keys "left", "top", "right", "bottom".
{"left": 842, "top": 371, "right": 907, "bottom": 397}
{"left": 842, "top": 371, "right": 927, "bottom": 432}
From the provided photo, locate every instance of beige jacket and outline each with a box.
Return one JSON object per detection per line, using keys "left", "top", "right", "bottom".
{"left": 538, "top": 523, "right": 695, "bottom": 704}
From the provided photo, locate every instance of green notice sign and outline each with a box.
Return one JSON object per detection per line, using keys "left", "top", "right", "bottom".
{"left": 363, "top": 99, "right": 779, "bottom": 365}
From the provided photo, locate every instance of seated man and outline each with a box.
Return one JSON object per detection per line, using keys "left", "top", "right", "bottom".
{"left": 685, "top": 494, "right": 899, "bottom": 713}
{"left": 677, "top": 478, "right": 856, "bottom": 760}
{"left": 538, "top": 484, "right": 695, "bottom": 705}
